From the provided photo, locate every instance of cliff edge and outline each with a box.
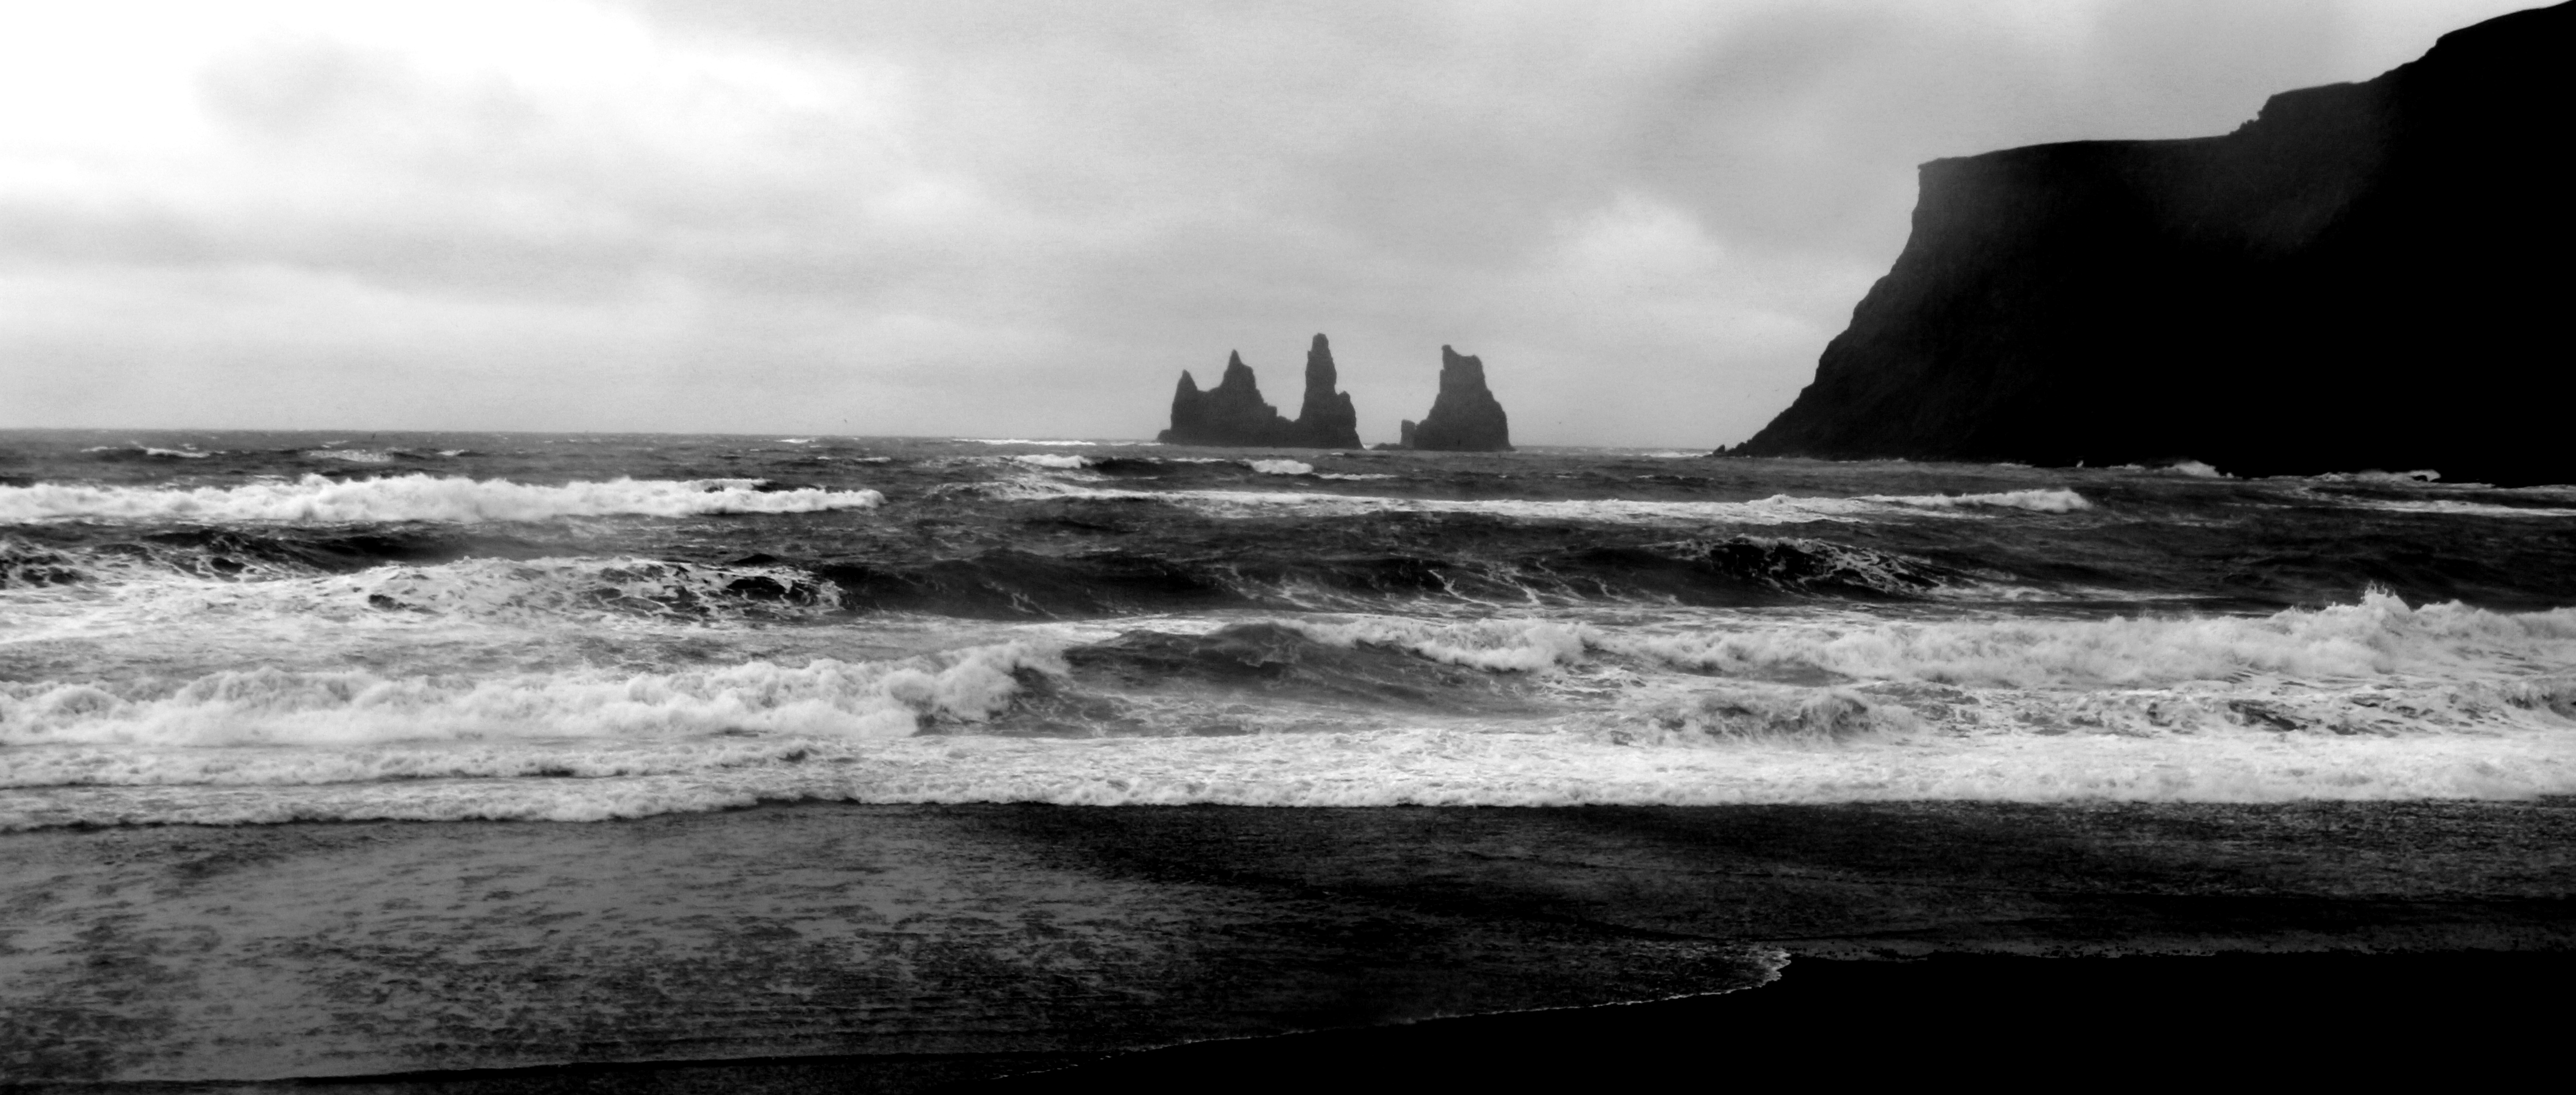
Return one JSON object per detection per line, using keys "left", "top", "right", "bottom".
{"left": 1158, "top": 334, "right": 1364, "bottom": 448}
{"left": 1402, "top": 346, "right": 1514, "bottom": 452}
{"left": 1728, "top": 2, "right": 2576, "bottom": 485}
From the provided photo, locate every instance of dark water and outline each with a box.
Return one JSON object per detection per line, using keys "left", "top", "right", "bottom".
{"left": 6, "top": 428, "right": 2576, "bottom": 827}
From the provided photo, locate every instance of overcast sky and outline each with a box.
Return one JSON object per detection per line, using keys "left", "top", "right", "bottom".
{"left": 0, "top": 0, "right": 2536, "bottom": 446}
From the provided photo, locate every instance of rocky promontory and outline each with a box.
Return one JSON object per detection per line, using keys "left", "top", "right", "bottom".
{"left": 1727, "top": 2, "right": 2575, "bottom": 485}
{"left": 1158, "top": 334, "right": 1363, "bottom": 449}
{"left": 1400, "top": 346, "right": 1514, "bottom": 452}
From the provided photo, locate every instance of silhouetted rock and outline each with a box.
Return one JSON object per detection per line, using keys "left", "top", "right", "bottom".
{"left": 1728, "top": 2, "right": 2576, "bottom": 485}
{"left": 1405, "top": 346, "right": 1513, "bottom": 452}
{"left": 1293, "top": 335, "right": 1363, "bottom": 449}
{"left": 1399, "top": 420, "right": 1419, "bottom": 448}
{"left": 1158, "top": 336, "right": 1363, "bottom": 448}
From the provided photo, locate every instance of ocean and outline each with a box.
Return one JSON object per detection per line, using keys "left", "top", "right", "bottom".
{"left": 5, "top": 428, "right": 2576, "bottom": 1084}
{"left": 10, "top": 429, "right": 2576, "bottom": 827}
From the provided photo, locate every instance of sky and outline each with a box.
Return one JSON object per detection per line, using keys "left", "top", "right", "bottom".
{"left": 0, "top": 0, "right": 2540, "bottom": 447}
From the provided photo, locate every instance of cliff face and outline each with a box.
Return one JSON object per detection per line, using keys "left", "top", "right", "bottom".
{"left": 1158, "top": 335, "right": 1363, "bottom": 448}
{"left": 1730, "top": 2, "right": 2576, "bottom": 485}
{"left": 1407, "top": 346, "right": 1513, "bottom": 452}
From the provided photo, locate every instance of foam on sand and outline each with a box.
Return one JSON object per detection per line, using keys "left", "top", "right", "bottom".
{"left": 10, "top": 705, "right": 2571, "bottom": 829}
{"left": 0, "top": 474, "right": 885, "bottom": 524}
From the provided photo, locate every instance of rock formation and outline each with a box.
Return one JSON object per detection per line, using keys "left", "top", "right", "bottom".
{"left": 1726, "top": 2, "right": 2576, "bottom": 485}
{"left": 1291, "top": 334, "right": 1363, "bottom": 449}
{"left": 1158, "top": 335, "right": 1364, "bottom": 449}
{"left": 1403, "top": 346, "right": 1514, "bottom": 452}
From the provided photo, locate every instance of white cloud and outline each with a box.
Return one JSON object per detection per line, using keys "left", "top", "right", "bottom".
{"left": 0, "top": 0, "right": 2543, "bottom": 444}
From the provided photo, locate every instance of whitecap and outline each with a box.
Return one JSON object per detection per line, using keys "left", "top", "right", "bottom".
{"left": 0, "top": 474, "right": 886, "bottom": 524}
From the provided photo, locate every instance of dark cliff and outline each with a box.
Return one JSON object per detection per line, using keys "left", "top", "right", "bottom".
{"left": 1158, "top": 335, "right": 1363, "bottom": 448}
{"left": 1729, "top": 2, "right": 2576, "bottom": 485}
{"left": 1406, "top": 346, "right": 1513, "bottom": 452}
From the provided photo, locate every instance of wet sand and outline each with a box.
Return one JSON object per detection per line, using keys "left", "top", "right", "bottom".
{"left": 5, "top": 799, "right": 2573, "bottom": 1090}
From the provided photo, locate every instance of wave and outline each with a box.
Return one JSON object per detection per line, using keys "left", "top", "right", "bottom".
{"left": 82, "top": 445, "right": 213, "bottom": 460}
{"left": 2310, "top": 469, "right": 2443, "bottom": 484}
{"left": 1285, "top": 591, "right": 2576, "bottom": 690}
{"left": 960, "top": 480, "right": 2091, "bottom": 525}
{"left": 10, "top": 706, "right": 2569, "bottom": 828}
{"left": 1249, "top": 459, "right": 1313, "bottom": 475}
{"left": 9, "top": 595, "right": 2576, "bottom": 827}
{"left": 0, "top": 643, "right": 1060, "bottom": 757}
{"left": 1866, "top": 488, "right": 2091, "bottom": 513}
{"left": 2313, "top": 498, "right": 2576, "bottom": 518}
{"left": 0, "top": 474, "right": 886, "bottom": 524}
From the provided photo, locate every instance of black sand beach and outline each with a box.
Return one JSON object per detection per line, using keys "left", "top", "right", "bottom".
{"left": 8, "top": 799, "right": 2572, "bottom": 1090}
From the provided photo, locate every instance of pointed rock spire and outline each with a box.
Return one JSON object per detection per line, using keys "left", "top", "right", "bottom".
{"left": 1156, "top": 335, "right": 1365, "bottom": 448}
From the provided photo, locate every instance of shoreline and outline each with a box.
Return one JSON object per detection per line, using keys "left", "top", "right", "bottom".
{"left": 6, "top": 799, "right": 2572, "bottom": 1087}
{"left": 15, "top": 952, "right": 2568, "bottom": 1092}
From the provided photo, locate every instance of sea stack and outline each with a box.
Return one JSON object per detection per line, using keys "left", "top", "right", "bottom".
{"left": 1291, "top": 334, "right": 1363, "bottom": 449}
{"left": 1157, "top": 335, "right": 1364, "bottom": 448}
{"left": 1404, "top": 346, "right": 1513, "bottom": 452}
{"left": 1726, "top": 2, "right": 2576, "bottom": 485}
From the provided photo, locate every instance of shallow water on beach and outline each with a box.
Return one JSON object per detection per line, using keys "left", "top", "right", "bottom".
{"left": 6, "top": 429, "right": 2576, "bottom": 827}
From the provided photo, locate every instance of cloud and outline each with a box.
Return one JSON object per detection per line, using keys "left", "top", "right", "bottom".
{"left": 0, "top": 0, "right": 2540, "bottom": 443}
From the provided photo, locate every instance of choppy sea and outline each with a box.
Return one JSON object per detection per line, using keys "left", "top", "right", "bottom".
{"left": 7, "top": 429, "right": 2576, "bottom": 830}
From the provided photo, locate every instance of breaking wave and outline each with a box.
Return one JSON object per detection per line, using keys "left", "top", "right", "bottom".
{"left": 0, "top": 643, "right": 1061, "bottom": 758}
{"left": 83, "top": 445, "right": 212, "bottom": 460}
{"left": 959, "top": 481, "right": 2090, "bottom": 525}
{"left": 0, "top": 474, "right": 886, "bottom": 524}
{"left": 1282, "top": 591, "right": 2576, "bottom": 689}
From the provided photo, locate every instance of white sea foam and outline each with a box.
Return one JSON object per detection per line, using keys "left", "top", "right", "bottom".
{"left": 8, "top": 595, "right": 2576, "bottom": 827}
{"left": 1009, "top": 453, "right": 1094, "bottom": 470}
{"left": 1249, "top": 460, "right": 1314, "bottom": 475}
{"left": 2314, "top": 498, "right": 2576, "bottom": 519}
{"left": 0, "top": 474, "right": 885, "bottom": 524}
{"left": 965, "top": 480, "right": 2090, "bottom": 525}
{"left": 9, "top": 712, "right": 2570, "bottom": 829}
{"left": 2311, "top": 469, "right": 2442, "bottom": 484}
{"left": 303, "top": 448, "right": 396, "bottom": 464}
{"left": 0, "top": 643, "right": 1060, "bottom": 757}
{"left": 1862, "top": 488, "right": 2091, "bottom": 513}
{"left": 83, "top": 445, "right": 211, "bottom": 459}
{"left": 1282, "top": 592, "right": 2576, "bottom": 690}
{"left": 961, "top": 438, "right": 1099, "bottom": 447}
